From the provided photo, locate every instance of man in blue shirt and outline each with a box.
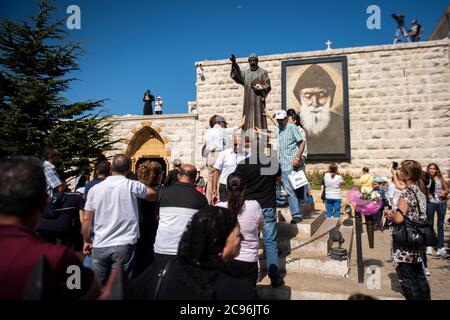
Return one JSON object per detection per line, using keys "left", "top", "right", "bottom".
{"left": 275, "top": 110, "right": 306, "bottom": 223}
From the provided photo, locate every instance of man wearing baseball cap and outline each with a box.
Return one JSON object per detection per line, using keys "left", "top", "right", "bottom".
{"left": 275, "top": 110, "right": 306, "bottom": 223}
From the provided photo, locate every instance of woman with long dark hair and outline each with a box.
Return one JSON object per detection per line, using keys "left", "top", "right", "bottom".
{"left": 133, "top": 160, "right": 164, "bottom": 277}
{"left": 216, "top": 173, "right": 263, "bottom": 286}
{"left": 425, "top": 163, "right": 449, "bottom": 258}
{"left": 130, "top": 205, "right": 255, "bottom": 299}
{"left": 384, "top": 160, "right": 431, "bottom": 300}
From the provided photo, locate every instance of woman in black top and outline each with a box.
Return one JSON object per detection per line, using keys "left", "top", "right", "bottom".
{"left": 130, "top": 206, "right": 256, "bottom": 300}
{"left": 133, "top": 161, "right": 163, "bottom": 278}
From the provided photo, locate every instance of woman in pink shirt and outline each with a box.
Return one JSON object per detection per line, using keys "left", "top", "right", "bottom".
{"left": 216, "top": 173, "right": 263, "bottom": 286}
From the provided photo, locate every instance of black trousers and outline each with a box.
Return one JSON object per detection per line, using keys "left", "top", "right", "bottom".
{"left": 396, "top": 262, "right": 430, "bottom": 300}
{"left": 219, "top": 183, "right": 228, "bottom": 202}
{"left": 223, "top": 259, "right": 259, "bottom": 286}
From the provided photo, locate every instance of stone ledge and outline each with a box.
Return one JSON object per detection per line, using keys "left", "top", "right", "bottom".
{"left": 110, "top": 114, "right": 198, "bottom": 122}
{"left": 196, "top": 39, "right": 449, "bottom": 66}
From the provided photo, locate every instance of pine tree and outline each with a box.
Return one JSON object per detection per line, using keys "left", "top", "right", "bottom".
{"left": 0, "top": 0, "right": 118, "bottom": 176}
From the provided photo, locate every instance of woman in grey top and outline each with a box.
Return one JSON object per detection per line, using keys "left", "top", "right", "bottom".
{"left": 425, "top": 163, "right": 449, "bottom": 258}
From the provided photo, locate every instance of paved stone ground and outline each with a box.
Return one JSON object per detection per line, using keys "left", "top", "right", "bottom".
{"left": 257, "top": 190, "right": 450, "bottom": 299}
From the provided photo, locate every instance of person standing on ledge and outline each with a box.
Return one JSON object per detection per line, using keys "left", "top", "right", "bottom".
{"left": 143, "top": 90, "right": 155, "bottom": 115}
{"left": 230, "top": 53, "right": 271, "bottom": 134}
{"left": 154, "top": 96, "right": 163, "bottom": 115}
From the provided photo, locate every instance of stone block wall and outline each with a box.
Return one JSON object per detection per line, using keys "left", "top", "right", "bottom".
{"left": 107, "top": 114, "right": 198, "bottom": 171}
{"left": 194, "top": 39, "right": 450, "bottom": 178}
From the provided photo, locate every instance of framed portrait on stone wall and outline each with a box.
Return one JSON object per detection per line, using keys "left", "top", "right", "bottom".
{"left": 282, "top": 56, "right": 351, "bottom": 161}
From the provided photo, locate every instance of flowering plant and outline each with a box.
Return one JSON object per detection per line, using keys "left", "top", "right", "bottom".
{"left": 347, "top": 187, "right": 382, "bottom": 216}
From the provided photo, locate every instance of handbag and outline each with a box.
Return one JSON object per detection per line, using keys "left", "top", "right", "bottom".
{"left": 201, "top": 145, "right": 208, "bottom": 158}
{"left": 321, "top": 179, "right": 326, "bottom": 201}
{"left": 288, "top": 170, "right": 308, "bottom": 190}
{"left": 153, "top": 258, "right": 174, "bottom": 300}
{"left": 392, "top": 189, "right": 438, "bottom": 248}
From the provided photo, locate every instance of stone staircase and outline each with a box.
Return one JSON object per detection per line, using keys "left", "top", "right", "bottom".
{"left": 258, "top": 207, "right": 353, "bottom": 277}
{"left": 256, "top": 197, "right": 409, "bottom": 300}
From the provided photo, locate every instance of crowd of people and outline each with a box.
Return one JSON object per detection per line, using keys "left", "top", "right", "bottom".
{"left": 0, "top": 109, "right": 448, "bottom": 300}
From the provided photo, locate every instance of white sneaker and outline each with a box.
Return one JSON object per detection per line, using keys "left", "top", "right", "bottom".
{"left": 426, "top": 246, "right": 433, "bottom": 255}
{"left": 424, "top": 267, "right": 431, "bottom": 276}
{"left": 437, "top": 248, "right": 450, "bottom": 259}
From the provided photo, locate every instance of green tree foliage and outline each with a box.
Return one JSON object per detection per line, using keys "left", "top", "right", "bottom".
{"left": 306, "top": 169, "right": 355, "bottom": 190}
{"left": 0, "top": 0, "right": 118, "bottom": 176}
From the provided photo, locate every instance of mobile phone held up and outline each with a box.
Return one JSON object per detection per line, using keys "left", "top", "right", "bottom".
{"left": 392, "top": 162, "right": 398, "bottom": 170}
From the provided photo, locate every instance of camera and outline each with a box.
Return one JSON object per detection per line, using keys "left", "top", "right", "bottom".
{"left": 392, "top": 161, "right": 398, "bottom": 170}
{"left": 391, "top": 13, "right": 405, "bottom": 27}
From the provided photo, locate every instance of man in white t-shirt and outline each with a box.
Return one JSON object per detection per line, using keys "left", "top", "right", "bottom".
{"left": 82, "top": 154, "right": 157, "bottom": 285}
{"left": 212, "top": 134, "right": 249, "bottom": 202}
{"left": 155, "top": 96, "right": 163, "bottom": 115}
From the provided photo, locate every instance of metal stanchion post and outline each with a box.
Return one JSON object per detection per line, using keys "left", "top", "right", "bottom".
{"left": 355, "top": 210, "right": 364, "bottom": 283}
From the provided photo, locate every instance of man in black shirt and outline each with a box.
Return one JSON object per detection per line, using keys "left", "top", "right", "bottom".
{"left": 163, "top": 158, "right": 182, "bottom": 187}
{"left": 154, "top": 164, "right": 208, "bottom": 266}
{"left": 408, "top": 19, "right": 424, "bottom": 42}
{"left": 234, "top": 146, "right": 284, "bottom": 288}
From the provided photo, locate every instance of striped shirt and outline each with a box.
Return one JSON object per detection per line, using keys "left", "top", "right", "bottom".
{"left": 43, "top": 160, "right": 62, "bottom": 198}
{"left": 154, "top": 182, "right": 208, "bottom": 255}
{"left": 277, "top": 123, "right": 304, "bottom": 171}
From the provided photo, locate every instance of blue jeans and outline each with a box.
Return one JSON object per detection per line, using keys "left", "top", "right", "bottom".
{"left": 325, "top": 199, "right": 341, "bottom": 218}
{"left": 281, "top": 170, "right": 303, "bottom": 219}
{"left": 427, "top": 202, "right": 445, "bottom": 248}
{"left": 83, "top": 255, "right": 93, "bottom": 269}
{"left": 92, "top": 244, "right": 136, "bottom": 285}
{"left": 275, "top": 183, "right": 287, "bottom": 207}
{"left": 262, "top": 208, "right": 281, "bottom": 282}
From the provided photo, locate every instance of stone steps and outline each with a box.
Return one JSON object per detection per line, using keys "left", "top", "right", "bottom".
{"left": 256, "top": 272, "right": 403, "bottom": 300}
{"left": 276, "top": 210, "right": 326, "bottom": 239}
{"left": 277, "top": 217, "right": 340, "bottom": 257}
{"left": 259, "top": 214, "right": 354, "bottom": 277}
{"left": 259, "top": 255, "right": 350, "bottom": 277}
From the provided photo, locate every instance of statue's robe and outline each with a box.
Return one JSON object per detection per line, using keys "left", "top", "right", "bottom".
{"left": 231, "top": 64, "right": 271, "bottom": 132}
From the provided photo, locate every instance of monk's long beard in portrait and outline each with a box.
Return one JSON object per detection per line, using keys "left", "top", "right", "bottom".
{"left": 300, "top": 102, "right": 331, "bottom": 136}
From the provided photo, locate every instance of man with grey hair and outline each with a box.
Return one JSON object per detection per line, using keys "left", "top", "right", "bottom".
{"left": 164, "top": 158, "right": 182, "bottom": 187}
{"left": 82, "top": 154, "right": 157, "bottom": 285}
{"left": 293, "top": 64, "right": 344, "bottom": 155}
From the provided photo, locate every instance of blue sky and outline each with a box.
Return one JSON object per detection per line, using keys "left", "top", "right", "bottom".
{"left": 1, "top": 0, "right": 448, "bottom": 115}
